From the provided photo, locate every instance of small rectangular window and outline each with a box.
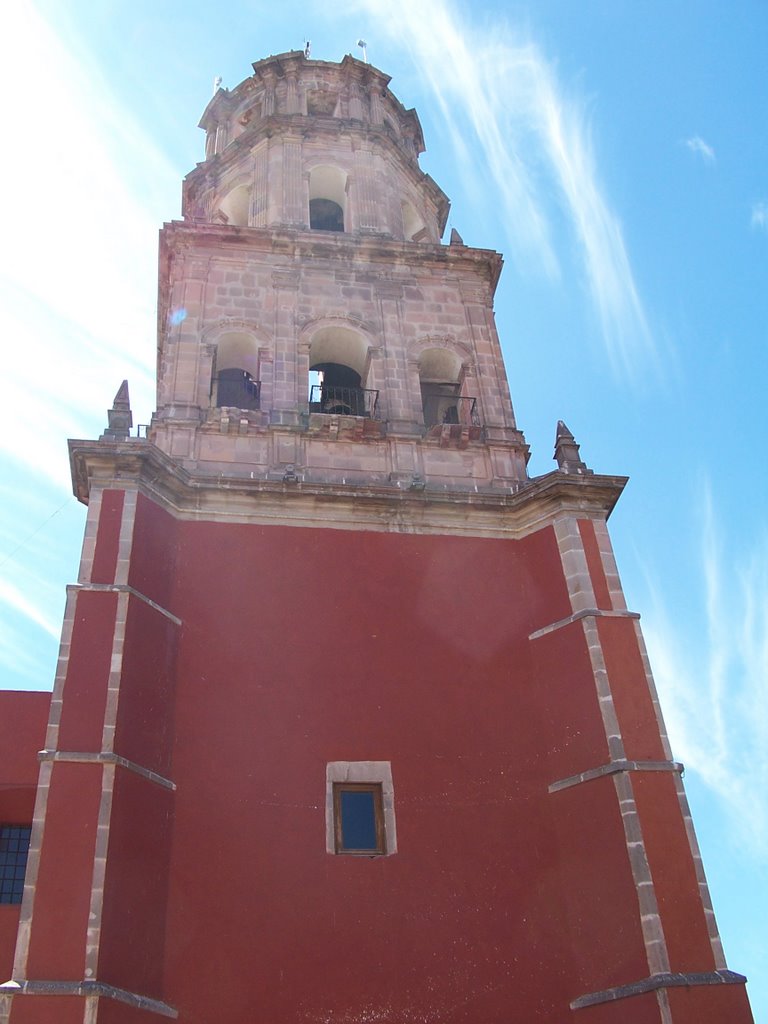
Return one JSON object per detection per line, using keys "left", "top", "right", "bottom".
{"left": 0, "top": 824, "right": 31, "bottom": 904}
{"left": 333, "top": 783, "right": 385, "bottom": 855}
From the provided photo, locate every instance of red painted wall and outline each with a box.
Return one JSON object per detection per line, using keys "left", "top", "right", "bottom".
{"left": 154, "top": 518, "right": 654, "bottom": 1022}
{"left": 0, "top": 691, "right": 50, "bottom": 982}
{"left": 4, "top": 500, "right": 751, "bottom": 1022}
{"left": 98, "top": 769, "right": 174, "bottom": 999}
{"left": 24, "top": 763, "right": 102, "bottom": 979}
{"left": 8, "top": 995, "right": 85, "bottom": 1023}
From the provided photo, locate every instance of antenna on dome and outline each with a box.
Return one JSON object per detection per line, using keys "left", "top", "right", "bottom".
{"left": 357, "top": 39, "right": 368, "bottom": 63}
{"left": 213, "top": 76, "right": 222, "bottom": 95}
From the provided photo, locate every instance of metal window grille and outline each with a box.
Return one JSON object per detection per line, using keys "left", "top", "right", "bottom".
{"left": 0, "top": 825, "right": 31, "bottom": 904}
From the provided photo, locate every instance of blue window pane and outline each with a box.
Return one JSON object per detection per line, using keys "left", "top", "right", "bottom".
{"left": 340, "top": 790, "right": 377, "bottom": 850}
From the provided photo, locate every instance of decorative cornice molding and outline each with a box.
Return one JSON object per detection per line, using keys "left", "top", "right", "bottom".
{"left": 159, "top": 220, "right": 503, "bottom": 295}
{"left": 69, "top": 439, "right": 627, "bottom": 541}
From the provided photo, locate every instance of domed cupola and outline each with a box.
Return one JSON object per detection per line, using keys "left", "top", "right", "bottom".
{"left": 182, "top": 51, "right": 449, "bottom": 242}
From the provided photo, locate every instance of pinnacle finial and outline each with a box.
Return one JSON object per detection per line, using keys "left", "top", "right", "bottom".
{"left": 100, "top": 380, "right": 133, "bottom": 441}
{"left": 554, "top": 420, "right": 590, "bottom": 475}
{"left": 449, "top": 227, "right": 464, "bottom": 245}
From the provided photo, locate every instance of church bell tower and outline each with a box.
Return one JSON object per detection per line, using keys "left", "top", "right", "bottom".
{"left": 0, "top": 51, "right": 753, "bottom": 1024}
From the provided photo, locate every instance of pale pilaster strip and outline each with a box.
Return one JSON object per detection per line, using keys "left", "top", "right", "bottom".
{"left": 10, "top": 760, "right": 54, "bottom": 980}
{"left": 84, "top": 763, "right": 116, "bottom": 980}
{"left": 673, "top": 773, "right": 727, "bottom": 969}
{"left": 614, "top": 771, "right": 670, "bottom": 976}
{"left": 77, "top": 486, "right": 105, "bottom": 584}
{"left": 592, "top": 518, "right": 627, "bottom": 611}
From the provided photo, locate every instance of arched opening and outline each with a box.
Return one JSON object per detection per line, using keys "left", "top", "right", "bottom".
{"left": 402, "top": 199, "right": 427, "bottom": 242}
{"left": 212, "top": 331, "right": 261, "bottom": 410}
{"left": 308, "top": 326, "right": 376, "bottom": 417}
{"left": 218, "top": 185, "right": 250, "bottom": 227}
{"left": 309, "top": 198, "right": 344, "bottom": 232}
{"left": 309, "top": 165, "right": 347, "bottom": 232}
{"left": 418, "top": 348, "right": 463, "bottom": 427}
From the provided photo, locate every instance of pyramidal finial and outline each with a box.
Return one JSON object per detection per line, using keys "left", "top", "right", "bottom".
{"left": 100, "top": 380, "right": 133, "bottom": 441}
{"left": 449, "top": 227, "right": 464, "bottom": 245}
{"left": 554, "top": 420, "right": 591, "bottom": 475}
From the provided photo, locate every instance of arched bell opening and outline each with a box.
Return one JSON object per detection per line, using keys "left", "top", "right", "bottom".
{"left": 212, "top": 331, "right": 261, "bottom": 410}
{"left": 217, "top": 184, "right": 250, "bottom": 227}
{"left": 418, "top": 348, "right": 467, "bottom": 428}
{"left": 308, "top": 326, "right": 376, "bottom": 418}
{"left": 309, "top": 198, "right": 344, "bottom": 232}
{"left": 309, "top": 165, "right": 347, "bottom": 232}
{"left": 402, "top": 199, "right": 427, "bottom": 242}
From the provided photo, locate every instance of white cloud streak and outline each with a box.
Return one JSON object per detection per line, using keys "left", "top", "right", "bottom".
{"left": 684, "top": 134, "right": 716, "bottom": 163}
{"left": 641, "top": 484, "right": 768, "bottom": 858}
{"left": 0, "top": 578, "right": 61, "bottom": 641}
{"left": 0, "top": 4, "right": 178, "bottom": 491}
{"left": 357, "top": 0, "right": 655, "bottom": 376}
{"left": 751, "top": 201, "right": 768, "bottom": 232}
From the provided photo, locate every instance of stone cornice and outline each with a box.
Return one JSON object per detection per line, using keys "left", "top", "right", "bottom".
{"left": 159, "top": 221, "right": 503, "bottom": 293}
{"left": 184, "top": 112, "right": 444, "bottom": 220}
{"left": 69, "top": 438, "right": 626, "bottom": 539}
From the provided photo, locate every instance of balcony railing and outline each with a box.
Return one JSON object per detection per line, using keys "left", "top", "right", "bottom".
{"left": 309, "top": 385, "right": 380, "bottom": 419}
{"left": 423, "top": 394, "right": 481, "bottom": 428}
{"left": 214, "top": 372, "right": 261, "bottom": 411}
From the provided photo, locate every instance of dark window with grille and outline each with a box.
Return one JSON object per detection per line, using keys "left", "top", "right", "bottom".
{"left": 0, "top": 825, "right": 31, "bottom": 904}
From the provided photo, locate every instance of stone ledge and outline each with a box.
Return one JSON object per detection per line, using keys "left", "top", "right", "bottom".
{"left": 0, "top": 980, "right": 177, "bottom": 1018}
{"left": 68, "top": 582, "right": 182, "bottom": 626}
{"left": 549, "top": 759, "right": 684, "bottom": 794}
{"left": 37, "top": 750, "right": 176, "bottom": 791}
{"left": 571, "top": 969, "right": 748, "bottom": 1010}
{"left": 529, "top": 606, "right": 640, "bottom": 641}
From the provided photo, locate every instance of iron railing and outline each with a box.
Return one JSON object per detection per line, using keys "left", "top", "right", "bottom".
{"left": 309, "top": 385, "right": 379, "bottom": 419}
{"left": 422, "top": 394, "right": 481, "bottom": 428}
{"left": 214, "top": 372, "right": 261, "bottom": 411}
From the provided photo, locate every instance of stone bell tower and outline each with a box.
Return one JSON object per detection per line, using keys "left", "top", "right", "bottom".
{"left": 0, "top": 51, "right": 753, "bottom": 1024}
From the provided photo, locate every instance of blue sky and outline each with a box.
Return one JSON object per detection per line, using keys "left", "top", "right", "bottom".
{"left": 1, "top": 1, "right": 766, "bottom": 1016}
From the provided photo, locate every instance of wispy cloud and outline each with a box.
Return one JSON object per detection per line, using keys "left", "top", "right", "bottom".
{"left": 0, "top": 4, "right": 176, "bottom": 491}
{"left": 0, "top": 577, "right": 61, "bottom": 641}
{"left": 751, "top": 200, "right": 768, "bottom": 232}
{"left": 684, "top": 134, "right": 716, "bottom": 163}
{"left": 356, "top": 0, "right": 655, "bottom": 377}
{"left": 641, "top": 484, "right": 768, "bottom": 858}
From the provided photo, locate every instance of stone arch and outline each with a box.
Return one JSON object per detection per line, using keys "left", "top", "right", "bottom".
{"left": 308, "top": 164, "right": 348, "bottom": 232}
{"left": 409, "top": 335, "right": 473, "bottom": 366}
{"left": 218, "top": 183, "right": 250, "bottom": 227}
{"left": 203, "top": 321, "right": 271, "bottom": 411}
{"left": 411, "top": 337, "right": 474, "bottom": 428}
{"left": 302, "top": 319, "right": 376, "bottom": 417}
{"left": 402, "top": 199, "right": 427, "bottom": 242}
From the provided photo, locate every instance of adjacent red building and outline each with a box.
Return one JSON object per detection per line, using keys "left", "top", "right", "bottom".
{"left": 0, "top": 52, "right": 754, "bottom": 1023}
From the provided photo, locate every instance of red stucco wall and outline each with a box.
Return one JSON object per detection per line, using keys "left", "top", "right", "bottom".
{"left": 156, "top": 518, "right": 646, "bottom": 1021}
{"left": 4, "top": 500, "right": 751, "bottom": 1022}
{"left": 0, "top": 691, "right": 50, "bottom": 983}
